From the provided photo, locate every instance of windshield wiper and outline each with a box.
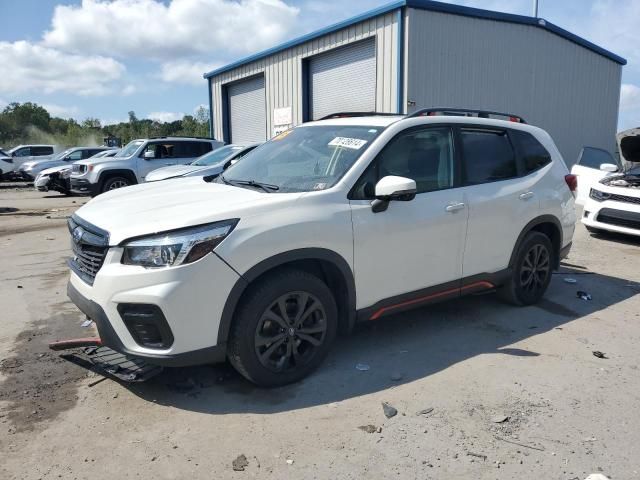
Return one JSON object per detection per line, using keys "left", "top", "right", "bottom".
{"left": 220, "top": 175, "right": 279, "bottom": 192}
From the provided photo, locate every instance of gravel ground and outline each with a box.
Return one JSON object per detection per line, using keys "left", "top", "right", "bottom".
{"left": 1, "top": 181, "right": 639, "bottom": 479}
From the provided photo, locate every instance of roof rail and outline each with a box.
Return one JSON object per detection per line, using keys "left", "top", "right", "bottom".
{"left": 318, "top": 112, "right": 403, "bottom": 121}
{"left": 407, "top": 108, "right": 526, "bottom": 124}
{"left": 147, "top": 135, "right": 217, "bottom": 140}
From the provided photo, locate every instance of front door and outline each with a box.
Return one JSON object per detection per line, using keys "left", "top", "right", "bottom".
{"left": 137, "top": 141, "right": 179, "bottom": 181}
{"left": 350, "top": 126, "right": 468, "bottom": 312}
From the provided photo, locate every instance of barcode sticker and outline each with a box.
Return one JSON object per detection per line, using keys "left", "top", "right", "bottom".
{"left": 328, "top": 137, "right": 368, "bottom": 150}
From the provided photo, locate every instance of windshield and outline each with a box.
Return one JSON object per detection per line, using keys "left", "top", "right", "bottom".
{"left": 192, "top": 145, "right": 243, "bottom": 166}
{"left": 0, "top": 149, "right": 8, "bottom": 157}
{"left": 222, "top": 125, "right": 382, "bottom": 192}
{"left": 119, "top": 140, "right": 144, "bottom": 157}
{"left": 52, "top": 148, "right": 74, "bottom": 161}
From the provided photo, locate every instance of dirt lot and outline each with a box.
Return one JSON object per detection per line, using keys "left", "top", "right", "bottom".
{"left": 1, "top": 182, "right": 639, "bottom": 480}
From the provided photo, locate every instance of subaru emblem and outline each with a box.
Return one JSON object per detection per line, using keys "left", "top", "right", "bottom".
{"left": 72, "top": 226, "right": 84, "bottom": 244}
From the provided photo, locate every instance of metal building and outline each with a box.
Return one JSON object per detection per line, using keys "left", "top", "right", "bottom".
{"left": 204, "top": 0, "right": 625, "bottom": 165}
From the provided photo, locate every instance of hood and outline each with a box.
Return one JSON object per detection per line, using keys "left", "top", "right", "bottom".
{"left": 38, "top": 165, "right": 71, "bottom": 176}
{"left": 145, "top": 164, "right": 205, "bottom": 182}
{"left": 617, "top": 128, "right": 640, "bottom": 168}
{"left": 74, "top": 155, "right": 130, "bottom": 167}
{"left": 21, "top": 159, "right": 64, "bottom": 171}
{"left": 74, "top": 177, "right": 304, "bottom": 244}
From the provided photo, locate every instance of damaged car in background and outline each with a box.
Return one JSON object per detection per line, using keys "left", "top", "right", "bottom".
{"left": 582, "top": 127, "right": 640, "bottom": 236}
{"left": 35, "top": 149, "right": 120, "bottom": 195}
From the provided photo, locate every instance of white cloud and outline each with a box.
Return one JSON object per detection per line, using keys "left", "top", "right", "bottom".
{"left": 122, "top": 84, "right": 137, "bottom": 96}
{"left": 0, "top": 41, "right": 125, "bottom": 96}
{"left": 147, "top": 111, "right": 185, "bottom": 122}
{"left": 41, "top": 103, "right": 80, "bottom": 118}
{"left": 44, "top": 0, "right": 299, "bottom": 61}
{"left": 160, "top": 60, "right": 216, "bottom": 86}
{"left": 620, "top": 84, "right": 640, "bottom": 112}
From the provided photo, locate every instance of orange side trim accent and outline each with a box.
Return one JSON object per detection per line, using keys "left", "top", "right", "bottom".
{"left": 369, "top": 281, "right": 494, "bottom": 320}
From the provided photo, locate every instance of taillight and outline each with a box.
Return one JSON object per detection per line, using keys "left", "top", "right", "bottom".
{"left": 565, "top": 174, "right": 577, "bottom": 192}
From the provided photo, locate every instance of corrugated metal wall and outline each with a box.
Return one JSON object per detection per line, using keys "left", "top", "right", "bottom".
{"left": 405, "top": 8, "right": 622, "bottom": 166}
{"left": 209, "top": 11, "right": 400, "bottom": 141}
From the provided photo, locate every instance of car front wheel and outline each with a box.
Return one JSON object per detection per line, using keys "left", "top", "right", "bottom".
{"left": 101, "top": 176, "right": 130, "bottom": 193}
{"left": 228, "top": 268, "right": 337, "bottom": 387}
{"left": 500, "top": 231, "right": 553, "bottom": 306}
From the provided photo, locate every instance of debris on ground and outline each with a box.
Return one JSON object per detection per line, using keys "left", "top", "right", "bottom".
{"left": 584, "top": 474, "right": 610, "bottom": 480}
{"left": 232, "top": 454, "right": 249, "bottom": 471}
{"left": 467, "top": 452, "right": 487, "bottom": 461}
{"left": 577, "top": 291, "right": 592, "bottom": 301}
{"left": 382, "top": 402, "right": 398, "bottom": 418}
{"left": 491, "top": 415, "right": 510, "bottom": 423}
{"left": 358, "top": 424, "right": 380, "bottom": 434}
{"left": 390, "top": 372, "right": 403, "bottom": 381}
{"left": 564, "top": 278, "right": 577, "bottom": 283}
{"left": 355, "top": 363, "right": 370, "bottom": 371}
{"left": 80, "top": 319, "right": 93, "bottom": 328}
{"left": 286, "top": 459, "right": 294, "bottom": 465}
{"left": 592, "top": 351, "right": 608, "bottom": 359}
{"left": 417, "top": 408, "right": 434, "bottom": 416}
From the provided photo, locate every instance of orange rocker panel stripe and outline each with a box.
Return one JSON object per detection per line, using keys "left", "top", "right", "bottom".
{"left": 369, "top": 281, "right": 495, "bottom": 320}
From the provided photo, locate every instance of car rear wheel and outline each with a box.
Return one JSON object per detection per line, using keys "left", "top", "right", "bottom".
{"left": 228, "top": 268, "right": 337, "bottom": 387}
{"left": 101, "top": 176, "right": 130, "bottom": 193}
{"left": 500, "top": 231, "right": 553, "bottom": 306}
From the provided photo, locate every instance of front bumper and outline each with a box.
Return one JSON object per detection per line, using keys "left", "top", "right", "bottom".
{"left": 582, "top": 197, "right": 640, "bottom": 237}
{"left": 70, "top": 178, "right": 99, "bottom": 196}
{"left": 18, "top": 170, "right": 35, "bottom": 181}
{"left": 67, "top": 249, "right": 240, "bottom": 366}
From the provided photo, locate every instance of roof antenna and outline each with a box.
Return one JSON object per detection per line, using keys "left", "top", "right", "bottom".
{"left": 532, "top": 0, "right": 539, "bottom": 17}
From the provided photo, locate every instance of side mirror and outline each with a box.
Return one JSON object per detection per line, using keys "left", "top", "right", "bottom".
{"left": 143, "top": 150, "right": 155, "bottom": 160}
{"left": 599, "top": 163, "right": 618, "bottom": 173}
{"left": 371, "top": 176, "right": 417, "bottom": 213}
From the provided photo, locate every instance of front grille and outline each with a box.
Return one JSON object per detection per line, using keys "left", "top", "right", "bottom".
{"left": 68, "top": 216, "right": 109, "bottom": 284}
{"left": 597, "top": 208, "right": 640, "bottom": 230}
{"left": 608, "top": 193, "right": 640, "bottom": 205}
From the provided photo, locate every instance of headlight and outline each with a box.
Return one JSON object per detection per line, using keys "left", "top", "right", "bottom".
{"left": 121, "top": 220, "right": 238, "bottom": 268}
{"left": 589, "top": 188, "right": 610, "bottom": 202}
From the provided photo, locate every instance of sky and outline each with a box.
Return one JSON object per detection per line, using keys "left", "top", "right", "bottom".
{"left": 0, "top": 0, "right": 639, "bottom": 130}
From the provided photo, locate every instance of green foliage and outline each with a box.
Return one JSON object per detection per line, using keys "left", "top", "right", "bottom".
{"left": 0, "top": 102, "right": 211, "bottom": 149}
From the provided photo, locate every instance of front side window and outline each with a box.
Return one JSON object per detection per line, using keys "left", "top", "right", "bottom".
{"left": 14, "top": 147, "right": 31, "bottom": 157}
{"left": 222, "top": 125, "right": 383, "bottom": 193}
{"left": 67, "top": 150, "right": 84, "bottom": 161}
{"left": 142, "top": 142, "right": 177, "bottom": 159}
{"left": 461, "top": 129, "right": 517, "bottom": 185}
{"left": 577, "top": 146, "right": 617, "bottom": 169}
{"left": 352, "top": 127, "right": 455, "bottom": 199}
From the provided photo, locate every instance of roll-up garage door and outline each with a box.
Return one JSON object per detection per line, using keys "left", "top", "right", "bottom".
{"left": 309, "top": 39, "right": 376, "bottom": 120}
{"left": 227, "top": 75, "right": 266, "bottom": 143}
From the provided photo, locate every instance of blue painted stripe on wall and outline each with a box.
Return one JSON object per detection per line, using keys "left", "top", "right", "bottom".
{"left": 203, "top": 0, "right": 626, "bottom": 80}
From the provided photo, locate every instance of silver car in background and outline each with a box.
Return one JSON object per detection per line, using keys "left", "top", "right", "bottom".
{"left": 145, "top": 143, "right": 259, "bottom": 182}
{"left": 19, "top": 146, "right": 114, "bottom": 180}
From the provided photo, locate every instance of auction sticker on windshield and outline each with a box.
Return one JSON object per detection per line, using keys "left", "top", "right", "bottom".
{"left": 328, "top": 137, "right": 368, "bottom": 150}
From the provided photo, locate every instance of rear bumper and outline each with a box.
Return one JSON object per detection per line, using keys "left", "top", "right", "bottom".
{"left": 67, "top": 281, "right": 226, "bottom": 366}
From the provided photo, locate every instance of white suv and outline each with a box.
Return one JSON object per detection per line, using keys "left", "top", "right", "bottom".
{"left": 66, "top": 110, "right": 576, "bottom": 386}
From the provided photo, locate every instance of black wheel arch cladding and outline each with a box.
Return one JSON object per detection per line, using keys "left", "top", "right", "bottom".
{"left": 217, "top": 248, "right": 356, "bottom": 347}
{"left": 509, "top": 215, "right": 563, "bottom": 270}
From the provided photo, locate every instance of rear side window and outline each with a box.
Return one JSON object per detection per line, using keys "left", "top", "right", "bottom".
{"left": 511, "top": 130, "right": 551, "bottom": 173}
{"left": 577, "top": 146, "right": 616, "bottom": 169}
{"left": 32, "top": 146, "right": 54, "bottom": 156}
{"left": 461, "top": 129, "right": 517, "bottom": 185}
{"left": 172, "top": 141, "right": 211, "bottom": 158}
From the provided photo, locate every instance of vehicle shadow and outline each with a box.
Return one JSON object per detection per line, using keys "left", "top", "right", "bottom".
{"left": 122, "top": 265, "right": 636, "bottom": 414}
{"left": 587, "top": 229, "right": 640, "bottom": 247}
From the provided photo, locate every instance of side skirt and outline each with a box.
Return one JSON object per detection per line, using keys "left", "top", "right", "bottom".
{"left": 356, "top": 269, "right": 511, "bottom": 322}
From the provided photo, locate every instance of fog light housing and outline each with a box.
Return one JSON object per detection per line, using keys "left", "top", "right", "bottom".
{"left": 117, "top": 303, "right": 174, "bottom": 349}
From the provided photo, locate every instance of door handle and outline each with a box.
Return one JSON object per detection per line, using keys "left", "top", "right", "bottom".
{"left": 445, "top": 202, "right": 466, "bottom": 213}
{"left": 519, "top": 192, "right": 534, "bottom": 201}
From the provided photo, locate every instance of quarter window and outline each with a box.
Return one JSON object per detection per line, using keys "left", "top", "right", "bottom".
{"left": 461, "top": 129, "right": 517, "bottom": 185}
{"left": 352, "top": 127, "right": 455, "bottom": 199}
{"left": 32, "top": 146, "right": 53, "bottom": 156}
{"left": 511, "top": 130, "right": 551, "bottom": 173}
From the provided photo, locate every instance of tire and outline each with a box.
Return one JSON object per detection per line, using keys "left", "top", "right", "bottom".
{"left": 228, "top": 268, "right": 338, "bottom": 387}
{"left": 101, "top": 176, "right": 130, "bottom": 193}
{"left": 500, "top": 231, "right": 554, "bottom": 306}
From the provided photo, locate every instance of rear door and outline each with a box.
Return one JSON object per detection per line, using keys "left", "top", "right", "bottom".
{"left": 571, "top": 147, "right": 618, "bottom": 204}
{"left": 460, "top": 127, "right": 539, "bottom": 278}
{"left": 172, "top": 141, "right": 211, "bottom": 166}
